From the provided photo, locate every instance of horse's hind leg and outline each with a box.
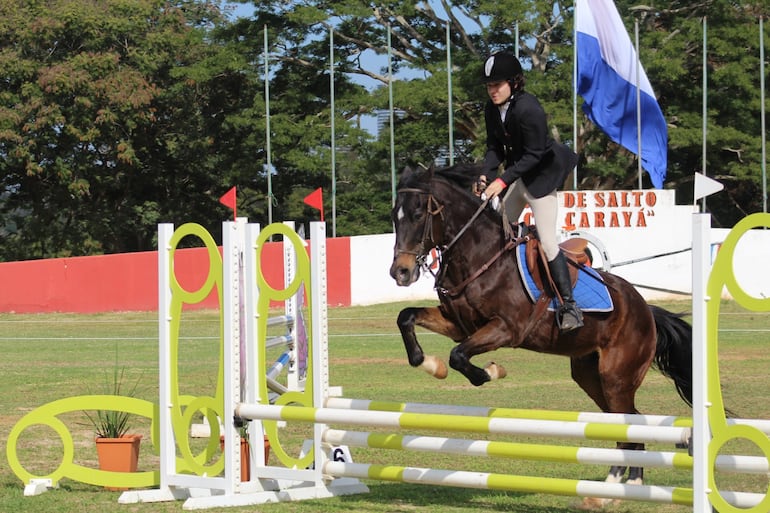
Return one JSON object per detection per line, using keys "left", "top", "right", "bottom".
{"left": 397, "top": 306, "right": 464, "bottom": 379}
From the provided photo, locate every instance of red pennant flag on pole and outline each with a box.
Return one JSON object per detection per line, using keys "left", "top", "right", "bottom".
{"left": 219, "top": 186, "right": 237, "bottom": 221}
{"left": 303, "top": 187, "right": 324, "bottom": 221}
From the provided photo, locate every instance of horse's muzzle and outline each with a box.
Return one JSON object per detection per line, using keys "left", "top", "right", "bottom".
{"left": 390, "top": 254, "right": 420, "bottom": 286}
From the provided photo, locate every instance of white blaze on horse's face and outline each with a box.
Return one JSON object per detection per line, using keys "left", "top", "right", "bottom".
{"left": 390, "top": 202, "right": 422, "bottom": 287}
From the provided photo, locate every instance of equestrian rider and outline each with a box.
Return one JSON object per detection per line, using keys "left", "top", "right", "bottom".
{"left": 475, "top": 51, "right": 583, "bottom": 333}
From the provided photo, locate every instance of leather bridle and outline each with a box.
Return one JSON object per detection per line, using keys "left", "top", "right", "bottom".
{"left": 393, "top": 187, "right": 445, "bottom": 271}
{"left": 395, "top": 184, "right": 534, "bottom": 292}
{"left": 394, "top": 186, "right": 491, "bottom": 274}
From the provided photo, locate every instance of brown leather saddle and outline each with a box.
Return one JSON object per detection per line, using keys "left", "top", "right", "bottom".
{"left": 523, "top": 226, "right": 589, "bottom": 293}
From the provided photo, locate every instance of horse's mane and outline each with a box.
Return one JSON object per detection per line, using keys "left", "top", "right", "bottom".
{"left": 398, "top": 162, "right": 482, "bottom": 192}
{"left": 397, "top": 162, "right": 505, "bottom": 229}
{"left": 433, "top": 163, "right": 481, "bottom": 191}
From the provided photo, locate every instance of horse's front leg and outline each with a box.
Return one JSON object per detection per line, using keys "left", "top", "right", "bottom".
{"left": 397, "top": 306, "right": 464, "bottom": 379}
{"left": 449, "top": 317, "right": 510, "bottom": 387}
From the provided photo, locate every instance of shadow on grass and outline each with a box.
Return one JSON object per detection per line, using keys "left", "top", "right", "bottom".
{"left": 329, "top": 481, "right": 605, "bottom": 513}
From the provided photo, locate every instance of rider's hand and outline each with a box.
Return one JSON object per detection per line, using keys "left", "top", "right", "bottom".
{"left": 473, "top": 175, "right": 488, "bottom": 197}
{"left": 483, "top": 178, "right": 506, "bottom": 199}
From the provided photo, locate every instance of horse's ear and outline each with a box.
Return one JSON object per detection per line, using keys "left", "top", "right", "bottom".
{"left": 416, "top": 162, "right": 435, "bottom": 179}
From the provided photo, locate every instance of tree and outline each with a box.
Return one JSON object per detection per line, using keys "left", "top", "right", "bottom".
{"left": 0, "top": 0, "right": 246, "bottom": 259}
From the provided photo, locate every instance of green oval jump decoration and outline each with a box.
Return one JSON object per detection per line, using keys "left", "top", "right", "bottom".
{"left": 705, "top": 213, "right": 770, "bottom": 513}
{"left": 6, "top": 395, "right": 159, "bottom": 489}
{"left": 167, "top": 222, "right": 226, "bottom": 477}
{"left": 256, "top": 223, "right": 316, "bottom": 470}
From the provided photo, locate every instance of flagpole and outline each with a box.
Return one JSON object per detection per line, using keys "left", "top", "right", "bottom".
{"left": 634, "top": 17, "right": 643, "bottom": 189}
{"left": 572, "top": 5, "right": 578, "bottom": 190}
{"left": 759, "top": 15, "right": 767, "bottom": 213}
{"left": 388, "top": 24, "right": 396, "bottom": 207}
{"left": 515, "top": 21, "right": 519, "bottom": 58}
{"left": 329, "top": 26, "right": 337, "bottom": 237}
{"left": 702, "top": 16, "right": 708, "bottom": 213}
{"left": 446, "top": 20, "right": 454, "bottom": 166}
{"left": 264, "top": 25, "right": 273, "bottom": 225}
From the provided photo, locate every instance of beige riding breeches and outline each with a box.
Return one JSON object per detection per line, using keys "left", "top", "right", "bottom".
{"left": 501, "top": 180, "right": 561, "bottom": 261}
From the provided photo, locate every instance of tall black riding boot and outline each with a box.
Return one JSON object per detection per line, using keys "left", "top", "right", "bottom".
{"left": 548, "top": 252, "right": 584, "bottom": 333}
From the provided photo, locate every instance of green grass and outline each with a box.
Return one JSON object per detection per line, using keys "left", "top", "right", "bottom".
{"left": 1, "top": 300, "right": 769, "bottom": 513}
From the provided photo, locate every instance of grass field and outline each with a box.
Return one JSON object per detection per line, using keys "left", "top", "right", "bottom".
{"left": 1, "top": 299, "right": 769, "bottom": 513}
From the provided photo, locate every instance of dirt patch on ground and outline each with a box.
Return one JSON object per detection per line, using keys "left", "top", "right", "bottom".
{"left": 333, "top": 357, "right": 406, "bottom": 366}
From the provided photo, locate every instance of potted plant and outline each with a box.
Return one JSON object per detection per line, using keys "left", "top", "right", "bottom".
{"left": 219, "top": 425, "right": 271, "bottom": 482}
{"left": 84, "top": 354, "right": 142, "bottom": 491}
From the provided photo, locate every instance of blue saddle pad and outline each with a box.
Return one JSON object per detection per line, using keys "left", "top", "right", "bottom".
{"left": 517, "top": 244, "right": 613, "bottom": 312}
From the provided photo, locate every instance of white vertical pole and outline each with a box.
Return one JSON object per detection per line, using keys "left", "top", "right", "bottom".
{"left": 692, "top": 213, "right": 713, "bottom": 513}
{"left": 310, "top": 222, "right": 330, "bottom": 481}
{"left": 283, "top": 222, "right": 300, "bottom": 392}
{"left": 222, "top": 219, "right": 244, "bottom": 493}
{"left": 157, "top": 224, "right": 174, "bottom": 492}
{"left": 244, "top": 222, "right": 264, "bottom": 470}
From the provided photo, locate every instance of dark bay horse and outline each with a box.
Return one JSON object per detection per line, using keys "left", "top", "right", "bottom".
{"left": 389, "top": 163, "right": 693, "bottom": 504}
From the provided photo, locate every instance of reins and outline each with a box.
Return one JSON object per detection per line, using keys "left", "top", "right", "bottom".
{"left": 442, "top": 197, "right": 489, "bottom": 254}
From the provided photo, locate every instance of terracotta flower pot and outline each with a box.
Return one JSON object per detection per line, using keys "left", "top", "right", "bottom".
{"left": 219, "top": 435, "right": 271, "bottom": 482}
{"left": 95, "top": 434, "right": 142, "bottom": 491}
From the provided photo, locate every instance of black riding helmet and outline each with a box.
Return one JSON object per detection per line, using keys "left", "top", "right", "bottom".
{"left": 481, "top": 52, "right": 523, "bottom": 83}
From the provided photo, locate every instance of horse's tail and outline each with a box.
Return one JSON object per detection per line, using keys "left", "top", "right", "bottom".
{"left": 650, "top": 305, "right": 693, "bottom": 408}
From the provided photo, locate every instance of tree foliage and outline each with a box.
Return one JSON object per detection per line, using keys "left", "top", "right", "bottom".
{"left": 0, "top": 0, "right": 247, "bottom": 258}
{"left": 0, "top": 0, "right": 768, "bottom": 261}
{"left": 236, "top": 0, "right": 770, "bottom": 228}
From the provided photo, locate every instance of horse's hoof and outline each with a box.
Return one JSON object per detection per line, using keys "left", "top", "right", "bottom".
{"left": 484, "top": 362, "right": 507, "bottom": 380}
{"left": 419, "top": 355, "right": 448, "bottom": 379}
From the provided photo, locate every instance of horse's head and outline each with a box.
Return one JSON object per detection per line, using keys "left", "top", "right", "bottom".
{"left": 389, "top": 163, "right": 481, "bottom": 286}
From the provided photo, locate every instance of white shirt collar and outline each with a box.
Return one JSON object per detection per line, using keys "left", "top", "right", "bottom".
{"left": 497, "top": 101, "right": 510, "bottom": 123}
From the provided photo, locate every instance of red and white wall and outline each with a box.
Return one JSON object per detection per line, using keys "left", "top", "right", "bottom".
{"left": 0, "top": 190, "right": 767, "bottom": 313}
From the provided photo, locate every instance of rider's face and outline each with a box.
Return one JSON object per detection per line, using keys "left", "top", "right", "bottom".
{"left": 486, "top": 80, "right": 512, "bottom": 105}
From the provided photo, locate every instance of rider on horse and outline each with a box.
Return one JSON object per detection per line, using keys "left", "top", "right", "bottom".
{"left": 475, "top": 51, "right": 583, "bottom": 333}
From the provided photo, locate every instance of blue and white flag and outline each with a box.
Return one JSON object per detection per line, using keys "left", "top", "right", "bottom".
{"left": 576, "top": 0, "right": 668, "bottom": 188}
